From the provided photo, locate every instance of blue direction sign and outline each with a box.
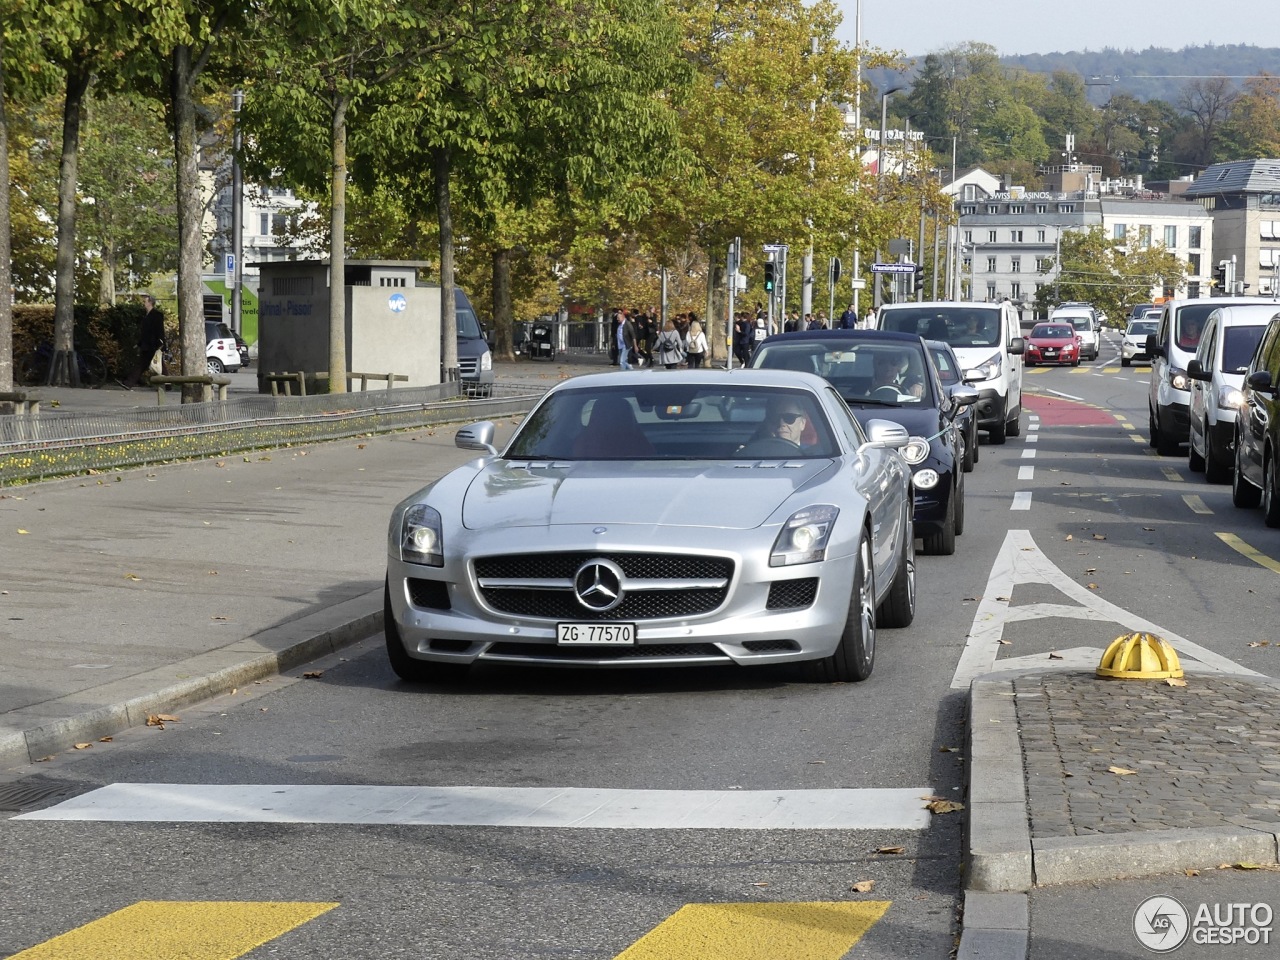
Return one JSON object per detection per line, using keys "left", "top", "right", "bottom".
{"left": 871, "top": 262, "right": 916, "bottom": 274}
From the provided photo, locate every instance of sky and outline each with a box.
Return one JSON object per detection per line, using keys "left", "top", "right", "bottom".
{"left": 832, "top": 0, "right": 1280, "bottom": 57}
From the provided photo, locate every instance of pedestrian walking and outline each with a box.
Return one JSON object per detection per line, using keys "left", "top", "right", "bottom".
{"left": 124, "top": 294, "right": 166, "bottom": 388}
{"left": 616, "top": 310, "right": 639, "bottom": 370}
{"left": 654, "top": 318, "right": 687, "bottom": 369}
{"left": 839, "top": 303, "right": 858, "bottom": 329}
{"left": 684, "top": 320, "right": 708, "bottom": 368}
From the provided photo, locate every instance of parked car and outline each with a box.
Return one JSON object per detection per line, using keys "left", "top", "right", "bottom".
{"left": 875, "top": 300, "right": 1024, "bottom": 444}
{"left": 1232, "top": 316, "right": 1280, "bottom": 523}
{"left": 454, "top": 287, "right": 494, "bottom": 397}
{"left": 925, "top": 339, "right": 979, "bottom": 472}
{"left": 1148, "top": 297, "right": 1258, "bottom": 456}
{"left": 1121, "top": 318, "right": 1159, "bottom": 366}
{"left": 751, "top": 329, "right": 976, "bottom": 556}
{"left": 1048, "top": 303, "right": 1100, "bottom": 361}
{"left": 1024, "top": 322, "right": 1081, "bottom": 367}
{"left": 385, "top": 370, "right": 917, "bottom": 684}
{"left": 203, "top": 320, "right": 241, "bottom": 375}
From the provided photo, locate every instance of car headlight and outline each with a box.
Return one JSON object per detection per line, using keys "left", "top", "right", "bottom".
{"left": 1170, "top": 368, "right": 1189, "bottom": 391}
{"left": 480, "top": 350, "right": 492, "bottom": 371}
{"left": 770, "top": 504, "right": 838, "bottom": 567}
{"left": 911, "top": 468, "right": 940, "bottom": 490}
{"left": 900, "top": 438, "right": 930, "bottom": 465}
{"left": 967, "top": 352, "right": 1003, "bottom": 381}
{"left": 1219, "top": 385, "right": 1245, "bottom": 409}
{"left": 398, "top": 504, "right": 444, "bottom": 566}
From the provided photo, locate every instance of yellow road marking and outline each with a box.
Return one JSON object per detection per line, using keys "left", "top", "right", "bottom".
{"left": 1183, "top": 494, "right": 1212, "bottom": 514}
{"left": 1101, "top": 366, "right": 1121, "bottom": 373}
{"left": 1217, "top": 532, "right": 1280, "bottom": 575}
{"left": 1130, "top": 434, "right": 1148, "bottom": 444}
{"left": 1113, "top": 413, "right": 1128, "bottom": 422}
{"left": 615, "top": 901, "right": 891, "bottom": 960}
{"left": 1161, "top": 466, "right": 1183, "bottom": 480}
{"left": 10, "top": 901, "right": 338, "bottom": 960}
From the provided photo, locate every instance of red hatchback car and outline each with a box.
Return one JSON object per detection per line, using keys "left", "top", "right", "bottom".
{"left": 1025, "top": 322, "right": 1081, "bottom": 366}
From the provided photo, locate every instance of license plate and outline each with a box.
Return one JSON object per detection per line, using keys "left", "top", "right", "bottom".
{"left": 1044, "top": 349, "right": 1057, "bottom": 355}
{"left": 557, "top": 622, "right": 636, "bottom": 645}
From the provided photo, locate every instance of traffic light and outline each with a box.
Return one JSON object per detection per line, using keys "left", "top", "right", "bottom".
{"left": 913, "top": 264, "right": 926, "bottom": 293}
{"left": 764, "top": 262, "right": 776, "bottom": 292}
{"left": 1213, "top": 261, "right": 1228, "bottom": 289}
{"left": 831, "top": 257, "right": 842, "bottom": 285}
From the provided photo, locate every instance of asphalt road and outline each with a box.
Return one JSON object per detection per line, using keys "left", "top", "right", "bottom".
{"left": 3, "top": 336, "right": 1279, "bottom": 959}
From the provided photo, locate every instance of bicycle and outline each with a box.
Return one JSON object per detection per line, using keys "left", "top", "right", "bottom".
{"left": 18, "top": 342, "right": 109, "bottom": 388}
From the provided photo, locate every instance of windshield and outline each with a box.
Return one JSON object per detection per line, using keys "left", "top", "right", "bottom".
{"left": 1032, "top": 325, "right": 1074, "bottom": 339}
{"left": 752, "top": 339, "right": 933, "bottom": 406}
{"left": 1127, "top": 320, "right": 1157, "bottom": 338}
{"left": 928, "top": 346, "right": 959, "bottom": 385}
{"left": 1222, "top": 326, "right": 1267, "bottom": 374}
{"left": 506, "top": 384, "right": 839, "bottom": 460}
{"left": 1174, "top": 304, "right": 1216, "bottom": 350}
{"left": 879, "top": 307, "right": 1001, "bottom": 348}
{"left": 1054, "top": 314, "right": 1092, "bottom": 332}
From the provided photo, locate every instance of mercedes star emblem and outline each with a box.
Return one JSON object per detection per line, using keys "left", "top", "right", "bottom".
{"left": 573, "top": 559, "right": 625, "bottom": 612}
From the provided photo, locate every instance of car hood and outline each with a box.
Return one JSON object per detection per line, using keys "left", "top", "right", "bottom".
{"left": 1028, "top": 338, "right": 1076, "bottom": 347}
{"left": 460, "top": 460, "right": 835, "bottom": 530}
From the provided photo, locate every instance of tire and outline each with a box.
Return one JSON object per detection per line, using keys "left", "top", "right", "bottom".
{"left": 953, "top": 471, "right": 965, "bottom": 536}
{"left": 922, "top": 490, "right": 957, "bottom": 556}
{"left": 1121, "top": 357, "right": 1130, "bottom": 367}
{"left": 1156, "top": 419, "right": 1181, "bottom": 457}
{"left": 1188, "top": 435, "right": 1205, "bottom": 473}
{"left": 877, "top": 522, "right": 916, "bottom": 629}
{"left": 807, "top": 534, "right": 875, "bottom": 682}
{"left": 988, "top": 417, "right": 1007, "bottom": 445}
{"left": 972, "top": 424, "right": 980, "bottom": 465}
{"left": 1205, "top": 439, "right": 1231, "bottom": 484}
{"left": 1232, "top": 436, "right": 1262, "bottom": 508}
{"left": 384, "top": 579, "right": 469, "bottom": 683}
{"left": 207, "top": 357, "right": 225, "bottom": 375}
{"left": 1007, "top": 410, "right": 1021, "bottom": 437}
{"left": 1265, "top": 456, "right": 1280, "bottom": 528}
{"left": 962, "top": 428, "right": 976, "bottom": 472}
{"left": 1148, "top": 410, "right": 1159, "bottom": 449}
{"left": 1072, "top": 356, "right": 1080, "bottom": 367}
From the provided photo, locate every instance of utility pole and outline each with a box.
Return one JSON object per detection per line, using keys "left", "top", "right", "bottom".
{"left": 231, "top": 89, "right": 244, "bottom": 335}
{"left": 801, "top": 36, "right": 817, "bottom": 322}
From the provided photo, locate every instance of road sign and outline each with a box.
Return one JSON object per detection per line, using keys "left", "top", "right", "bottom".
{"left": 871, "top": 262, "right": 916, "bottom": 274}
{"left": 849, "top": 278, "right": 867, "bottom": 290}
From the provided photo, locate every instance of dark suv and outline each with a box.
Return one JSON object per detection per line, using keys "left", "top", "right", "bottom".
{"left": 1231, "top": 314, "right": 1280, "bottom": 523}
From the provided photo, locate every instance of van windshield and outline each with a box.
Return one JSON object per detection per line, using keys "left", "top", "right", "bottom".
{"left": 879, "top": 307, "right": 1001, "bottom": 348}
{"left": 1175, "top": 304, "right": 1216, "bottom": 351}
{"left": 1222, "top": 326, "right": 1267, "bottom": 374}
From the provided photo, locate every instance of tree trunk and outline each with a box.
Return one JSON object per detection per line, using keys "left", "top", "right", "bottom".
{"left": 706, "top": 251, "right": 726, "bottom": 361}
{"left": 328, "top": 93, "right": 349, "bottom": 394}
{"left": 172, "top": 46, "right": 205, "bottom": 402}
{"left": 52, "top": 64, "right": 93, "bottom": 385}
{"left": 0, "top": 35, "right": 12, "bottom": 393}
{"left": 492, "top": 247, "right": 513, "bottom": 360}
{"left": 434, "top": 145, "right": 458, "bottom": 381}
{"left": 98, "top": 238, "right": 116, "bottom": 307}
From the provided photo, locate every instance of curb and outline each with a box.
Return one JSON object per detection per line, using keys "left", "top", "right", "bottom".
{"left": 0, "top": 589, "right": 382, "bottom": 769}
{"left": 966, "top": 674, "right": 1280, "bottom": 894}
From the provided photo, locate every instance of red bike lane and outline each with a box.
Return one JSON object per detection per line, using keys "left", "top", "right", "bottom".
{"left": 1023, "top": 390, "right": 1117, "bottom": 428}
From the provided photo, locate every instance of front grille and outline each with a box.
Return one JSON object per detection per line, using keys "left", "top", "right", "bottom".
{"left": 485, "top": 642, "right": 727, "bottom": 661}
{"left": 479, "top": 588, "right": 725, "bottom": 620}
{"left": 475, "top": 554, "right": 733, "bottom": 580}
{"left": 458, "top": 357, "right": 479, "bottom": 377}
{"left": 742, "top": 639, "right": 800, "bottom": 653}
{"left": 766, "top": 578, "right": 818, "bottom": 610}
{"left": 474, "top": 552, "right": 735, "bottom": 621}
{"left": 408, "top": 578, "right": 451, "bottom": 610}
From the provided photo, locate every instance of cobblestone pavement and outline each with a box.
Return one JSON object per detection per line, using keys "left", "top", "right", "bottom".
{"left": 1015, "top": 673, "right": 1280, "bottom": 838}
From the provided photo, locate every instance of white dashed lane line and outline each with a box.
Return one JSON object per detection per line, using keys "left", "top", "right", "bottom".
{"left": 1011, "top": 492, "right": 1033, "bottom": 511}
{"left": 1018, "top": 465, "right": 1034, "bottom": 480}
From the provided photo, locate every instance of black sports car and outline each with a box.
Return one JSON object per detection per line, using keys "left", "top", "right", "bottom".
{"left": 751, "top": 329, "right": 977, "bottom": 556}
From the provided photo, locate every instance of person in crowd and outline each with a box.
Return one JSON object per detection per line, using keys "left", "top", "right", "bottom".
{"left": 839, "top": 303, "right": 858, "bottom": 329}
{"left": 616, "top": 309, "right": 639, "bottom": 370}
{"left": 685, "top": 320, "right": 708, "bottom": 368}
{"left": 654, "top": 318, "right": 686, "bottom": 369}
{"left": 862, "top": 307, "right": 876, "bottom": 329}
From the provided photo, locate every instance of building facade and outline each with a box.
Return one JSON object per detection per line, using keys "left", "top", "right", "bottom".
{"left": 1183, "top": 160, "right": 1280, "bottom": 297}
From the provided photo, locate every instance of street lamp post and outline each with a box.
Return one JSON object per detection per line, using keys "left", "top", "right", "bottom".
{"left": 231, "top": 89, "right": 244, "bottom": 336}
{"left": 874, "top": 86, "right": 904, "bottom": 309}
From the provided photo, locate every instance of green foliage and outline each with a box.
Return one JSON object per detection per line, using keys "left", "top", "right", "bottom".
{"left": 1034, "top": 225, "right": 1186, "bottom": 323}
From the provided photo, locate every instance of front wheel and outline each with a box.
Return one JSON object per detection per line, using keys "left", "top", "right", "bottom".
{"left": 876, "top": 523, "right": 915, "bottom": 629}
{"left": 1264, "top": 456, "right": 1280, "bottom": 528}
{"left": 1188, "top": 434, "right": 1205, "bottom": 473}
{"left": 988, "top": 417, "right": 1007, "bottom": 445}
{"left": 807, "top": 534, "right": 875, "bottom": 682}
{"left": 1007, "top": 410, "right": 1021, "bottom": 437}
{"left": 1232, "top": 436, "right": 1261, "bottom": 508}
{"left": 921, "top": 491, "right": 957, "bottom": 556}
{"left": 206, "top": 357, "right": 225, "bottom": 375}
{"left": 1121, "top": 357, "right": 1130, "bottom": 367}
{"left": 953, "top": 471, "right": 965, "bottom": 536}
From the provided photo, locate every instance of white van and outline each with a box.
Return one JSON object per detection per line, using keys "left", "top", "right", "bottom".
{"left": 1148, "top": 296, "right": 1259, "bottom": 455}
{"left": 1048, "top": 303, "right": 1100, "bottom": 361}
{"left": 1186, "top": 303, "right": 1279, "bottom": 481}
{"left": 876, "top": 301, "right": 1025, "bottom": 443}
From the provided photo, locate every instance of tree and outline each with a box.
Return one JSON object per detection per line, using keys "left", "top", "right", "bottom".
{"left": 1035, "top": 225, "right": 1185, "bottom": 322}
{"left": 1177, "top": 77, "right": 1238, "bottom": 169}
{"left": 1216, "top": 74, "right": 1280, "bottom": 161}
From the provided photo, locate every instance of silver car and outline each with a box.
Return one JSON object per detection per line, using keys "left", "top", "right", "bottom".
{"left": 385, "top": 370, "right": 917, "bottom": 684}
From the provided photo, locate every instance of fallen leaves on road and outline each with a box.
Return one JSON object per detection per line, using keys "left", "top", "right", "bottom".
{"left": 1049, "top": 652, "right": 1064, "bottom": 660}
{"left": 1108, "top": 765, "right": 1137, "bottom": 776}
{"left": 17, "top": 529, "right": 28, "bottom": 535}
{"left": 998, "top": 639, "right": 1012, "bottom": 645}
{"left": 98, "top": 737, "right": 112, "bottom": 743}
{"left": 303, "top": 670, "right": 324, "bottom": 679}
{"left": 1185, "top": 868, "right": 1200, "bottom": 877}
{"left": 750, "top": 881, "right": 770, "bottom": 888}
{"left": 1092, "top": 533, "right": 1107, "bottom": 541}
{"left": 1167, "top": 678, "right": 1188, "bottom": 687}
{"left": 1248, "top": 641, "right": 1271, "bottom": 647}
{"left": 924, "top": 797, "right": 965, "bottom": 814}
{"left": 34, "top": 756, "right": 54, "bottom": 762}
{"left": 850, "top": 880, "right": 876, "bottom": 893}
{"left": 357, "top": 443, "right": 366, "bottom": 449}
{"left": 73, "top": 742, "right": 92, "bottom": 749}
{"left": 1085, "top": 567, "right": 1097, "bottom": 573}
{"left": 146, "top": 713, "right": 180, "bottom": 728}
{"left": 875, "top": 846, "right": 905, "bottom": 855}
{"left": 807, "top": 759, "right": 826, "bottom": 764}
{"left": 124, "top": 574, "right": 141, "bottom": 581}
{"left": 939, "top": 746, "right": 959, "bottom": 753}
{"left": 1087, "top": 583, "right": 1099, "bottom": 590}
{"left": 1065, "top": 534, "right": 1073, "bottom": 541}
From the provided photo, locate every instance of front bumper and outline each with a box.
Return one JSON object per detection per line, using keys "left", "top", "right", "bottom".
{"left": 973, "top": 387, "right": 1008, "bottom": 431}
{"left": 1026, "top": 347, "right": 1077, "bottom": 364}
{"left": 1121, "top": 341, "right": 1149, "bottom": 361}
{"left": 386, "top": 529, "right": 860, "bottom": 670}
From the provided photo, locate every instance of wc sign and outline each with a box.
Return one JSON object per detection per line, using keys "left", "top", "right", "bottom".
{"left": 388, "top": 293, "right": 406, "bottom": 313}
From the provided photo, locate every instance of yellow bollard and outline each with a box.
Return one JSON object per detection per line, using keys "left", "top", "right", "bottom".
{"left": 1096, "top": 632, "right": 1183, "bottom": 679}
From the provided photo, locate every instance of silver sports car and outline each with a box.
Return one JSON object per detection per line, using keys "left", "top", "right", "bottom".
{"left": 385, "top": 369, "right": 917, "bottom": 683}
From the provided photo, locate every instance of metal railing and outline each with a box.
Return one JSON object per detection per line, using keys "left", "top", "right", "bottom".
{"left": 0, "top": 381, "right": 545, "bottom": 485}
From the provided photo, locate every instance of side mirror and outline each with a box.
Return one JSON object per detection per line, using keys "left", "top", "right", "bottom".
{"left": 1187, "top": 358, "right": 1209, "bottom": 381}
{"left": 950, "top": 385, "right": 980, "bottom": 407}
{"left": 860, "top": 419, "right": 911, "bottom": 450}
{"left": 1247, "top": 370, "right": 1274, "bottom": 394}
{"left": 456, "top": 420, "right": 498, "bottom": 455}
{"left": 1008, "top": 336, "right": 1025, "bottom": 355}
{"left": 1145, "top": 334, "right": 1163, "bottom": 359}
